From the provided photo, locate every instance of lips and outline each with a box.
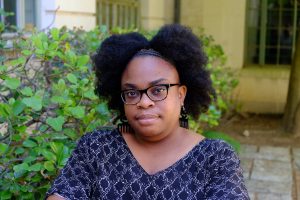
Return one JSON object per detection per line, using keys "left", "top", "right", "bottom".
{"left": 135, "top": 114, "right": 159, "bottom": 125}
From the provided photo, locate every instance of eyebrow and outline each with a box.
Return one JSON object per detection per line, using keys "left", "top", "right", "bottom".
{"left": 122, "top": 78, "right": 168, "bottom": 89}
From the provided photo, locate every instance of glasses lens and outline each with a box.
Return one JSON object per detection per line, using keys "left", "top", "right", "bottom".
{"left": 147, "top": 85, "right": 168, "bottom": 101}
{"left": 122, "top": 89, "right": 140, "bottom": 104}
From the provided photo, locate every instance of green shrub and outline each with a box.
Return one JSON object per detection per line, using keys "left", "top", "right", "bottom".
{"left": 0, "top": 26, "right": 238, "bottom": 198}
{"left": 202, "top": 130, "right": 240, "bottom": 152}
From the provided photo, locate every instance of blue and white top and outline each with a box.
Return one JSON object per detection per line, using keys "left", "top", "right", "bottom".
{"left": 46, "top": 129, "right": 249, "bottom": 199}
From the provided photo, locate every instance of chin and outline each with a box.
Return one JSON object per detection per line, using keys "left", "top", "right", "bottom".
{"left": 133, "top": 125, "right": 161, "bottom": 137}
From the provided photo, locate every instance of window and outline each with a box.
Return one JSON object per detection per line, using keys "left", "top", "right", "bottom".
{"left": 0, "top": 0, "right": 37, "bottom": 30}
{"left": 246, "top": 0, "right": 299, "bottom": 65}
{"left": 96, "top": 0, "right": 140, "bottom": 30}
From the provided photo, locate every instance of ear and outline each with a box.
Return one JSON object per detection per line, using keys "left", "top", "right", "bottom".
{"left": 178, "top": 85, "right": 187, "bottom": 104}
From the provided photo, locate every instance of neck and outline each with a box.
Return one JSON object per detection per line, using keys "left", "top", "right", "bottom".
{"left": 133, "top": 126, "right": 188, "bottom": 149}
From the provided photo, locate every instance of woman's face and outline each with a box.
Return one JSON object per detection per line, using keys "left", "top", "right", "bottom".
{"left": 121, "top": 56, "right": 187, "bottom": 142}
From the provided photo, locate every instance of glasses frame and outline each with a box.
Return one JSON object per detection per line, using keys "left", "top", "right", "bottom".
{"left": 121, "top": 83, "right": 180, "bottom": 105}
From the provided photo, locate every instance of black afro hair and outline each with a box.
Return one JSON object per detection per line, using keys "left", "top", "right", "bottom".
{"left": 93, "top": 24, "right": 214, "bottom": 121}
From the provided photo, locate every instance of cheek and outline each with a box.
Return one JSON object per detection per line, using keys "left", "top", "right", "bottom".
{"left": 162, "top": 99, "right": 181, "bottom": 118}
{"left": 124, "top": 106, "right": 134, "bottom": 118}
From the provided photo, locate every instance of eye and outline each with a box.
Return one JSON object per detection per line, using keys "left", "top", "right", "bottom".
{"left": 150, "top": 85, "right": 167, "bottom": 95}
{"left": 124, "top": 90, "right": 139, "bottom": 98}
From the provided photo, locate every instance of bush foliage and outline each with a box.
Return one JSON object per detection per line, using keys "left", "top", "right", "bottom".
{"left": 0, "top": 24, "right": 237, "bottom": 198}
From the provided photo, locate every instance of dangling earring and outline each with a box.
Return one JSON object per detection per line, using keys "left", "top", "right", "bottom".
{"left": 180, "top": 105, "right": 189, "bottom": 129}
{"left": 117, "top": 115, "right": 133, "bottom": 133}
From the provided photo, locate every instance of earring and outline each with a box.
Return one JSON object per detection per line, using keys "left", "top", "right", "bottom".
{"left": 117, "top": 115, "right": 133, "bottom": 133}
{"left": 180, "top": 105, "right": 189, "bottom": 129}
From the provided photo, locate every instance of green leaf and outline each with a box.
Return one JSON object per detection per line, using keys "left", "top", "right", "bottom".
{"left": 21, "top": 49, "right": 32, "bottom": 56}
{"left": 16, "top": 125, "right": 27, "bottom": 134}
{"left": 15, "top": 147, "right": 25, "bottom": 155}
{"left": 57, "top": 146, "right": 70, "bottom": 166}
{"left": 50, "top": 142, "right": 70, "bottom": 167}
{"left": 0, "top": 65, "right": 8, "bottom": 72}
{"left": 46, "top": 116, "right": 65, "bottom": 131}
{"left": 12, "top": 100, "right": 25, "bottom": 116}
{"left": 44, "top": 161, "right": 55, "bottom": 171}
{"left": 0, "top": 103, "right": 11, "bottom": 116}
{"left": 77, "top": 55, "right": 89, "bottom": 67}
{"left": 13, "top": 163, "right": 29, "bottom": 173}
{"left": 63, "top": 128, "right": 77, "bottom": 140}
{"left": 28, "top": 163, "right": 42, "bottom": 172}
{"left": 39, "top": 32, "right": 48, "bottom": 42}
{"left": 67, "top": 106, "right": 85, "bottom": 119}
{"left": 60, "top": 32, "right": 69, "bottom": 41}
{"left": 41, "top": 149, "right": 57, "bottom": 161}
{"left": 66, "top": 73, "right": 78, "bottom": 84}
{"left": 49, "top": 41, "right": 59, "bottom": 51}
{"left": 66, "top": 50, "right": 77, "bottom": 65}
{"left": 12, "top": 134, "right": 22, "bottom": 142}
{"left": 51, "top": 28, "right": 60, "bottom": 40}
{"left": 32, "top": 35, "right": 43, "bottom": 49}
{"left": 0, "top": 143, "right": 8, "bottom": 155}
{"left": 9, "top": 57, "right": 26, "bottom": 66}
{"left": 49, "top": 142, "right": 62, "bottom": 154}
{"left": 42, "top": 41, "right": 48, "bottom": 50}
{"left": 202, "top": 130, "right": 240, "bottom": 153}
{"left": 96, "top": 102, "right": 109, "bottom": 115}
{"left": 0, "top": 191, "right": 12, "bottom": 200}
{"left": 4, "top": 77, "right": 20, "bottom": 89}
{"left": 20, "top": 87, "right": 33, "bottom": 96}
{"left": 23, "top": 139, "right": 37, "bottom": 148}
{"left": 83, "top": 90, "right": 98, "bottom": 100}
{"left": 24, "top": 156, "right": 36, "bottom": 163}
{"left": 51, "top": 96, "right": 66, "bottom": 104}
{"left": 56, "top": 79, "right": 66, "bottom": 91}
{"left": 50, "top": 133, "right": 68, "bottom": 140}
{"left": 35, "top": 49, "right": 45, "bottom": 55}
{"left": 80, "top": 78, "right": 89, "bottom": 85}
{"left": 22, "top": 95, "right": 43, "bottom": 111}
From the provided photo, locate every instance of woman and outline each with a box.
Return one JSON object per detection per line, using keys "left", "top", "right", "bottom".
{"left": 47, "top": 24, "right": 249, "bottom": 199}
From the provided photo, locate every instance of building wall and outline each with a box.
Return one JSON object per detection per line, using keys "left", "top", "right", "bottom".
{"left": 180, "top": 0, "right": 290, "bottom": 114}
{"left": 55, "top": 0, "right": 96, "bottom": 30}
{"left": 233, "top": 66, "right": 290, "bottom": 113}
{"left": 40, "top": 0, "right": 96, "bottom": 30}
{"left": 181, "top": 0, "right": 246, "bottom": 70}
{"left": 140, "top": 0, "right": 174, "bottom": 30}
{"left": 42, "top": 0, "right": 173, "bottom": 31}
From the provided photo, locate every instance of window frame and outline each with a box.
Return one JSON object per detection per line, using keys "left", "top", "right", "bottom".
{"left": 245, "top": 0, "right": 298, "bottom": 66}
{"left": 0, "top": 0, "right": 38, "bottom": 29}
{"left": 96, "top": 0, "right": 140, "bottom": 30}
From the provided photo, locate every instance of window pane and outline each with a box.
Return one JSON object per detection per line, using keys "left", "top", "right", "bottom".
{"left": 3, "top": 0, "right": 16, "bottom": 26}
{"left": 25, "top": 0, "right": 36, "bottom": 29}
{"left": 246, "top": 0, "right": 297, "bottom": 65}
{"left": 96, "top": 0, "right": 140, "bottom": 29}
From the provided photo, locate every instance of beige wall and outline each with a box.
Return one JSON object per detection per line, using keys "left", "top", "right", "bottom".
{"left": 52, "top": 0, "right": 96, "bottom": 30}
{"left": 180, "top": 0, "right": 292, "bottom": 114}
{"left": 233, "top": 66, "right": 290, "bottom": 113}
{"left": 181, "top": 0, "right": 246, "bottom": 70}
{"left": 47, "top": 0, "right": 174, "bottom": 31}
{"left": 140, "top": 0, "right": 174, "bottom": 30}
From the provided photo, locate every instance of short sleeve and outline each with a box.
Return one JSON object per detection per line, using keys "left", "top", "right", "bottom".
{"left": 46, "top": 134, "right": 97, "bottom": 199}
{"left": 205, "top": 141, "right": 250, "bottom": 200}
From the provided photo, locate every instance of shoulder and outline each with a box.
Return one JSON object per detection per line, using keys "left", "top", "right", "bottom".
{"left": 202, "top": 139, "right": 236, "bottom": 154}
{"left": 80, "top": 127, "right": 118, "bottom": 140}
{"left": 197, "top": 139, "right": 240, "bottom": 167}
{"left": 76, "top": 127, "right": 121, "bottom": 148}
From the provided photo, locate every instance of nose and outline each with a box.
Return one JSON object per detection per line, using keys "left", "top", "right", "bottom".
{"left": 136, "top": 93, "right": 154, "bottom": 108}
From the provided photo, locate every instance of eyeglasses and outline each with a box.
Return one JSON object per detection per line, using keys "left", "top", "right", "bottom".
{"left": 121, "top": 83, "right": 180, "bottom": 105}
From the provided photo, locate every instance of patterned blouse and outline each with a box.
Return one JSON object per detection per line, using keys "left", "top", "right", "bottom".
{"left": 46, "top": 129, "right": 249, "bottom": 199}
